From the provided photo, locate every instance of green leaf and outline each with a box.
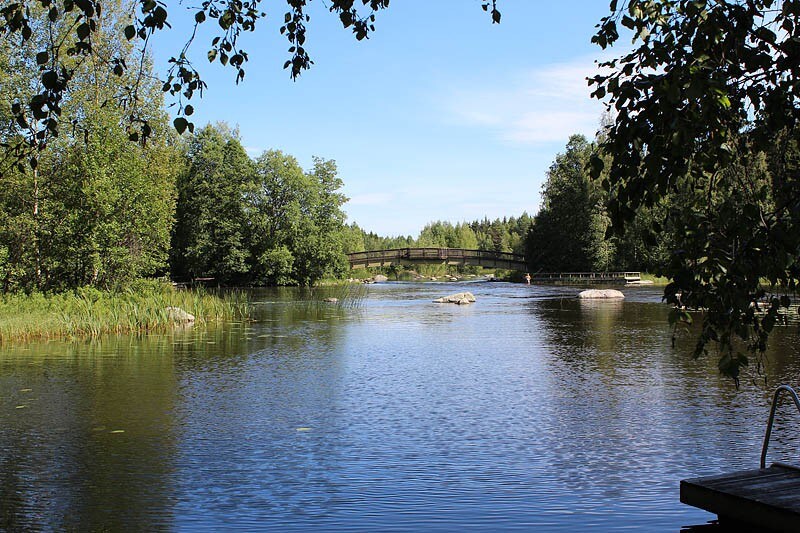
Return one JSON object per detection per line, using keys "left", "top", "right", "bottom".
{"left": 173, "top": 117, "right": 188, "bottom": 134}
{"left": 76, "top": 22, "right": 90, "bottom": 40}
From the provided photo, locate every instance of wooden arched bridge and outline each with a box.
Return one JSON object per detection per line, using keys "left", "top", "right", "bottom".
{"left": 347, "top": 247, "right": 642, "bottom": 283}
{"left": 347, "top": 248, "right": 528, "bottom": 272}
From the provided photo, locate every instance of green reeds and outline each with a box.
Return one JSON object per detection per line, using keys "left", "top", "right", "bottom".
{"left": 309, "top": 282, "right": 369, "bottom": 310}
{"left": 0, "top": 282, "right": 250, "bottom": 343}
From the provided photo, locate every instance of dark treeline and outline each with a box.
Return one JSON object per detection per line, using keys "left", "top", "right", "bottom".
{"left": 526, "top": 133, "right": 672, "bottom": 274}
{"left": 350, "top": 132, "right": 671, "bottom": 276}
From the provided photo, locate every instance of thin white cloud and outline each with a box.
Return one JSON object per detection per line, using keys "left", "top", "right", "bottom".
{"left": 347, "top": 192, "right": 394, "bottom": 206}
{"left": 445, "top": 53, "right": 613, "bottom": 146}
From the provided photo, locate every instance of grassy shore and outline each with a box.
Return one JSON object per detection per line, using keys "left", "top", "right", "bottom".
{"left": 0, "top": 281, "right": 249, "bottom": 343}
{"left": 639, "top": 273, "right": 670, "bottom": 285}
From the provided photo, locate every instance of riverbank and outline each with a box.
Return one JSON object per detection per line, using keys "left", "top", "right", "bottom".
{"left": 0, "top": 282, "right": 248, "bottom": 343}
{"left": 639, "top": 273, "right": 670, "bottom": 285}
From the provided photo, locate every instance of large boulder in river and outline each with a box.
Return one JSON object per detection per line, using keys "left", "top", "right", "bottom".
{"left": 165, "top": 306, "right": 195, "bottom": 322}
{"left": 373, "top": 274, "right": 389, "bottom": 283}
{"left": 433, "top": 292, "right": 476, "bottom": 304}
{"left": 577, "top": 289, "right": 625, "bottom": 299}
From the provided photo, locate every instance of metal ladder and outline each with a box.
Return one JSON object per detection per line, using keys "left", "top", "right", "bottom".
{"left": 761, "top": 384, "right": 800, "bottom": 469}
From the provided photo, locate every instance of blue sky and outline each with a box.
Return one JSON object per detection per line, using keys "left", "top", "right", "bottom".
{"left": 151, "top": 1, "right": 616, "bottom": 237}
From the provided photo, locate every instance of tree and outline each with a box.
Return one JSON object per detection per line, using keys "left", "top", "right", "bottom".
{"left": 0, "top": 0, "right": 179, "bottom": 292}
{"left": 591, "top": 0, "right": 800, "bottom": 381}
{"left": 171, "top": 123, "right": 254, "bottom": 284}
{"left": 249, "top": 150, "right": 348, "bottom": 286}
{"left": 527, "top": 135, "right": 607, "bottom": 272}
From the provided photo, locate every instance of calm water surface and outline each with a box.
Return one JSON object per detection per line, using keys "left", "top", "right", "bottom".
{"left": 2, "top": 282, "right": 799, "bottom": 531}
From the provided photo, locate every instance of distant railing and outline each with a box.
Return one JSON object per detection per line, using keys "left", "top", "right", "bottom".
{"left": 347, "top": 248, "right": 527, "bottom": 269}
{"left": 530, "top": 272, "right": 641, "bottom": 281}
{"left": 346, "top": 250, "right": 641, "bottom": 281}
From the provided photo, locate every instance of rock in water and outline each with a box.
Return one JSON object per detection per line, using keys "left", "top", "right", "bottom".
{"left": 433, "top": 292, "right": 476, "bottom": 304}
{"left": 577, "top": 289, "right": 625, "bottom": 299}
{"left": 324, "top": 297, "right": 339, "bottom": 303}
{"left": 373, "top": 274, "right": 389, "bottom": 283}
{"left": 165, "top": 306, "right": 195, "bottom": 322}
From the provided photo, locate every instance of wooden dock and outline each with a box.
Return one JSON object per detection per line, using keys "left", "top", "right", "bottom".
{"left": 681, "top": 386, "right": 800, "bottom": 531}
{"left": 529, "top": 271, "right": 640, "bottom": 284}
{"left": 681, "top": 463, "right": 800, "bottom": 531}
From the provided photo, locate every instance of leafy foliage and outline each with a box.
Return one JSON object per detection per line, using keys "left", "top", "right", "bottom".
{"left": 171, "top": 123, "right": 253, "bottom": 284}
{"left": 591, "top": 0, "right": 800, "bottom": 382}
{"left": 250, "top": 151, "right": 349, "bottom": 286}
{"left": 527, "top": 135, "right": 606, "bottom": 272}
{"left": 524, "top": 134, "right": 672, "bottom": 274}
{"left": 171, "top": 124, "right": 350, "bottom": 286}
{"left": 0, "top": 2, "right": 179, "bottom": 292}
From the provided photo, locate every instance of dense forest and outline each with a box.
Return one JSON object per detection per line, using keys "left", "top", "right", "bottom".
{"left": 0, "top": 2, "right": 352, "bottom": 291}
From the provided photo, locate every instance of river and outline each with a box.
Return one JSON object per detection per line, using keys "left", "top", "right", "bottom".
{"left": 1, "top": 282, "right": 799, "bottom": 531}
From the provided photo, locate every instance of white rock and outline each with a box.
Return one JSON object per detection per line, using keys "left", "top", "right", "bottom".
{"left": 577, "top": 289, "right": 625, "bottom": 299}
{"left": 434, "top": 292, "right": 477, "bottom": 304}
{"left": 165, "top": 306, "right": 195, "bottom": 322}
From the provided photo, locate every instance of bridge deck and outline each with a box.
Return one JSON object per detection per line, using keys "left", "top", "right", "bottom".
{"left": 347, "top": 248, "right": 528, "bottom": 271}
{"left": 347, "top": 249, "right": 640, "bottom": 282}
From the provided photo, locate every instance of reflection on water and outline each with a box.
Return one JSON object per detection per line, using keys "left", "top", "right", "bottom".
{"left": 1, "top": 283, "right": 799, "bottom": 531}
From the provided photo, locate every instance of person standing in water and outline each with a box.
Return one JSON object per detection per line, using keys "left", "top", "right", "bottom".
{"left": 525, "top": 273, "right": 531, "bottom": 285}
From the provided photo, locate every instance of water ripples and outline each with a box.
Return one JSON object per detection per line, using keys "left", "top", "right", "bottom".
{"left": 2, "top": 282, "right": 799, "bottom": 530}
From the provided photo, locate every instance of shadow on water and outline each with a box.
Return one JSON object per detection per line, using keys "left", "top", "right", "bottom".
{"left": 0, "top": 335, "right": 179, "bottom": 530}
{"left": 0, "top": 288, "right": 354, "bottom": 531}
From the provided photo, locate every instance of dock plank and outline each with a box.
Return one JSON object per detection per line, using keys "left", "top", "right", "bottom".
{"left": 681, "top": 464, "right": 800, "bottom": 532}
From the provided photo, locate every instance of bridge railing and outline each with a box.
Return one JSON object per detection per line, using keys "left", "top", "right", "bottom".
{"left": 530, "top": 272, "right": 641, "bottom": 280}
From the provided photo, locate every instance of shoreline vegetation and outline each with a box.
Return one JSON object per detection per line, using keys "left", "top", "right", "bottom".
{"left": 0, "top": 271, "right": 670, "bottom": 344}
{"left": 0, "top": 281, "right": 248, "bottom": 343}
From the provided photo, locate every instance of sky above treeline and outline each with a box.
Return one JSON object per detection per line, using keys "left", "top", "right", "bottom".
{"left": 151, "top": 1, "right": 617, "bottom": 237}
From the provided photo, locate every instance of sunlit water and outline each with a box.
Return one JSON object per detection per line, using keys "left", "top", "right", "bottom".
{"left": 2, "top": 282, "right": 799, "bottom": 531}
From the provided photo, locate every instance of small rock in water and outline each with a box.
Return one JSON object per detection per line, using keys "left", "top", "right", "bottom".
{"left": 324, "top": 297, "right": 339, "bottom": 303}
{"left": 433, "top": 292, "right": 477, "bottom": 304}
{"left": 373, "top": 274, "right": 389, "bottom": 283}
{"left": 577, "top": 289, "right": 625, "bottom": 299}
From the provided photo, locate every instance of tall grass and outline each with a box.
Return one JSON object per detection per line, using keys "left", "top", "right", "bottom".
{"left": 295, "top": 282, "right": 369, "bottom": 313}
{"left": 0, "top": 281, "right": 249, "bottom": 343}
{"left": 639, "top": 273, "right": 670, "bottom": 285}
